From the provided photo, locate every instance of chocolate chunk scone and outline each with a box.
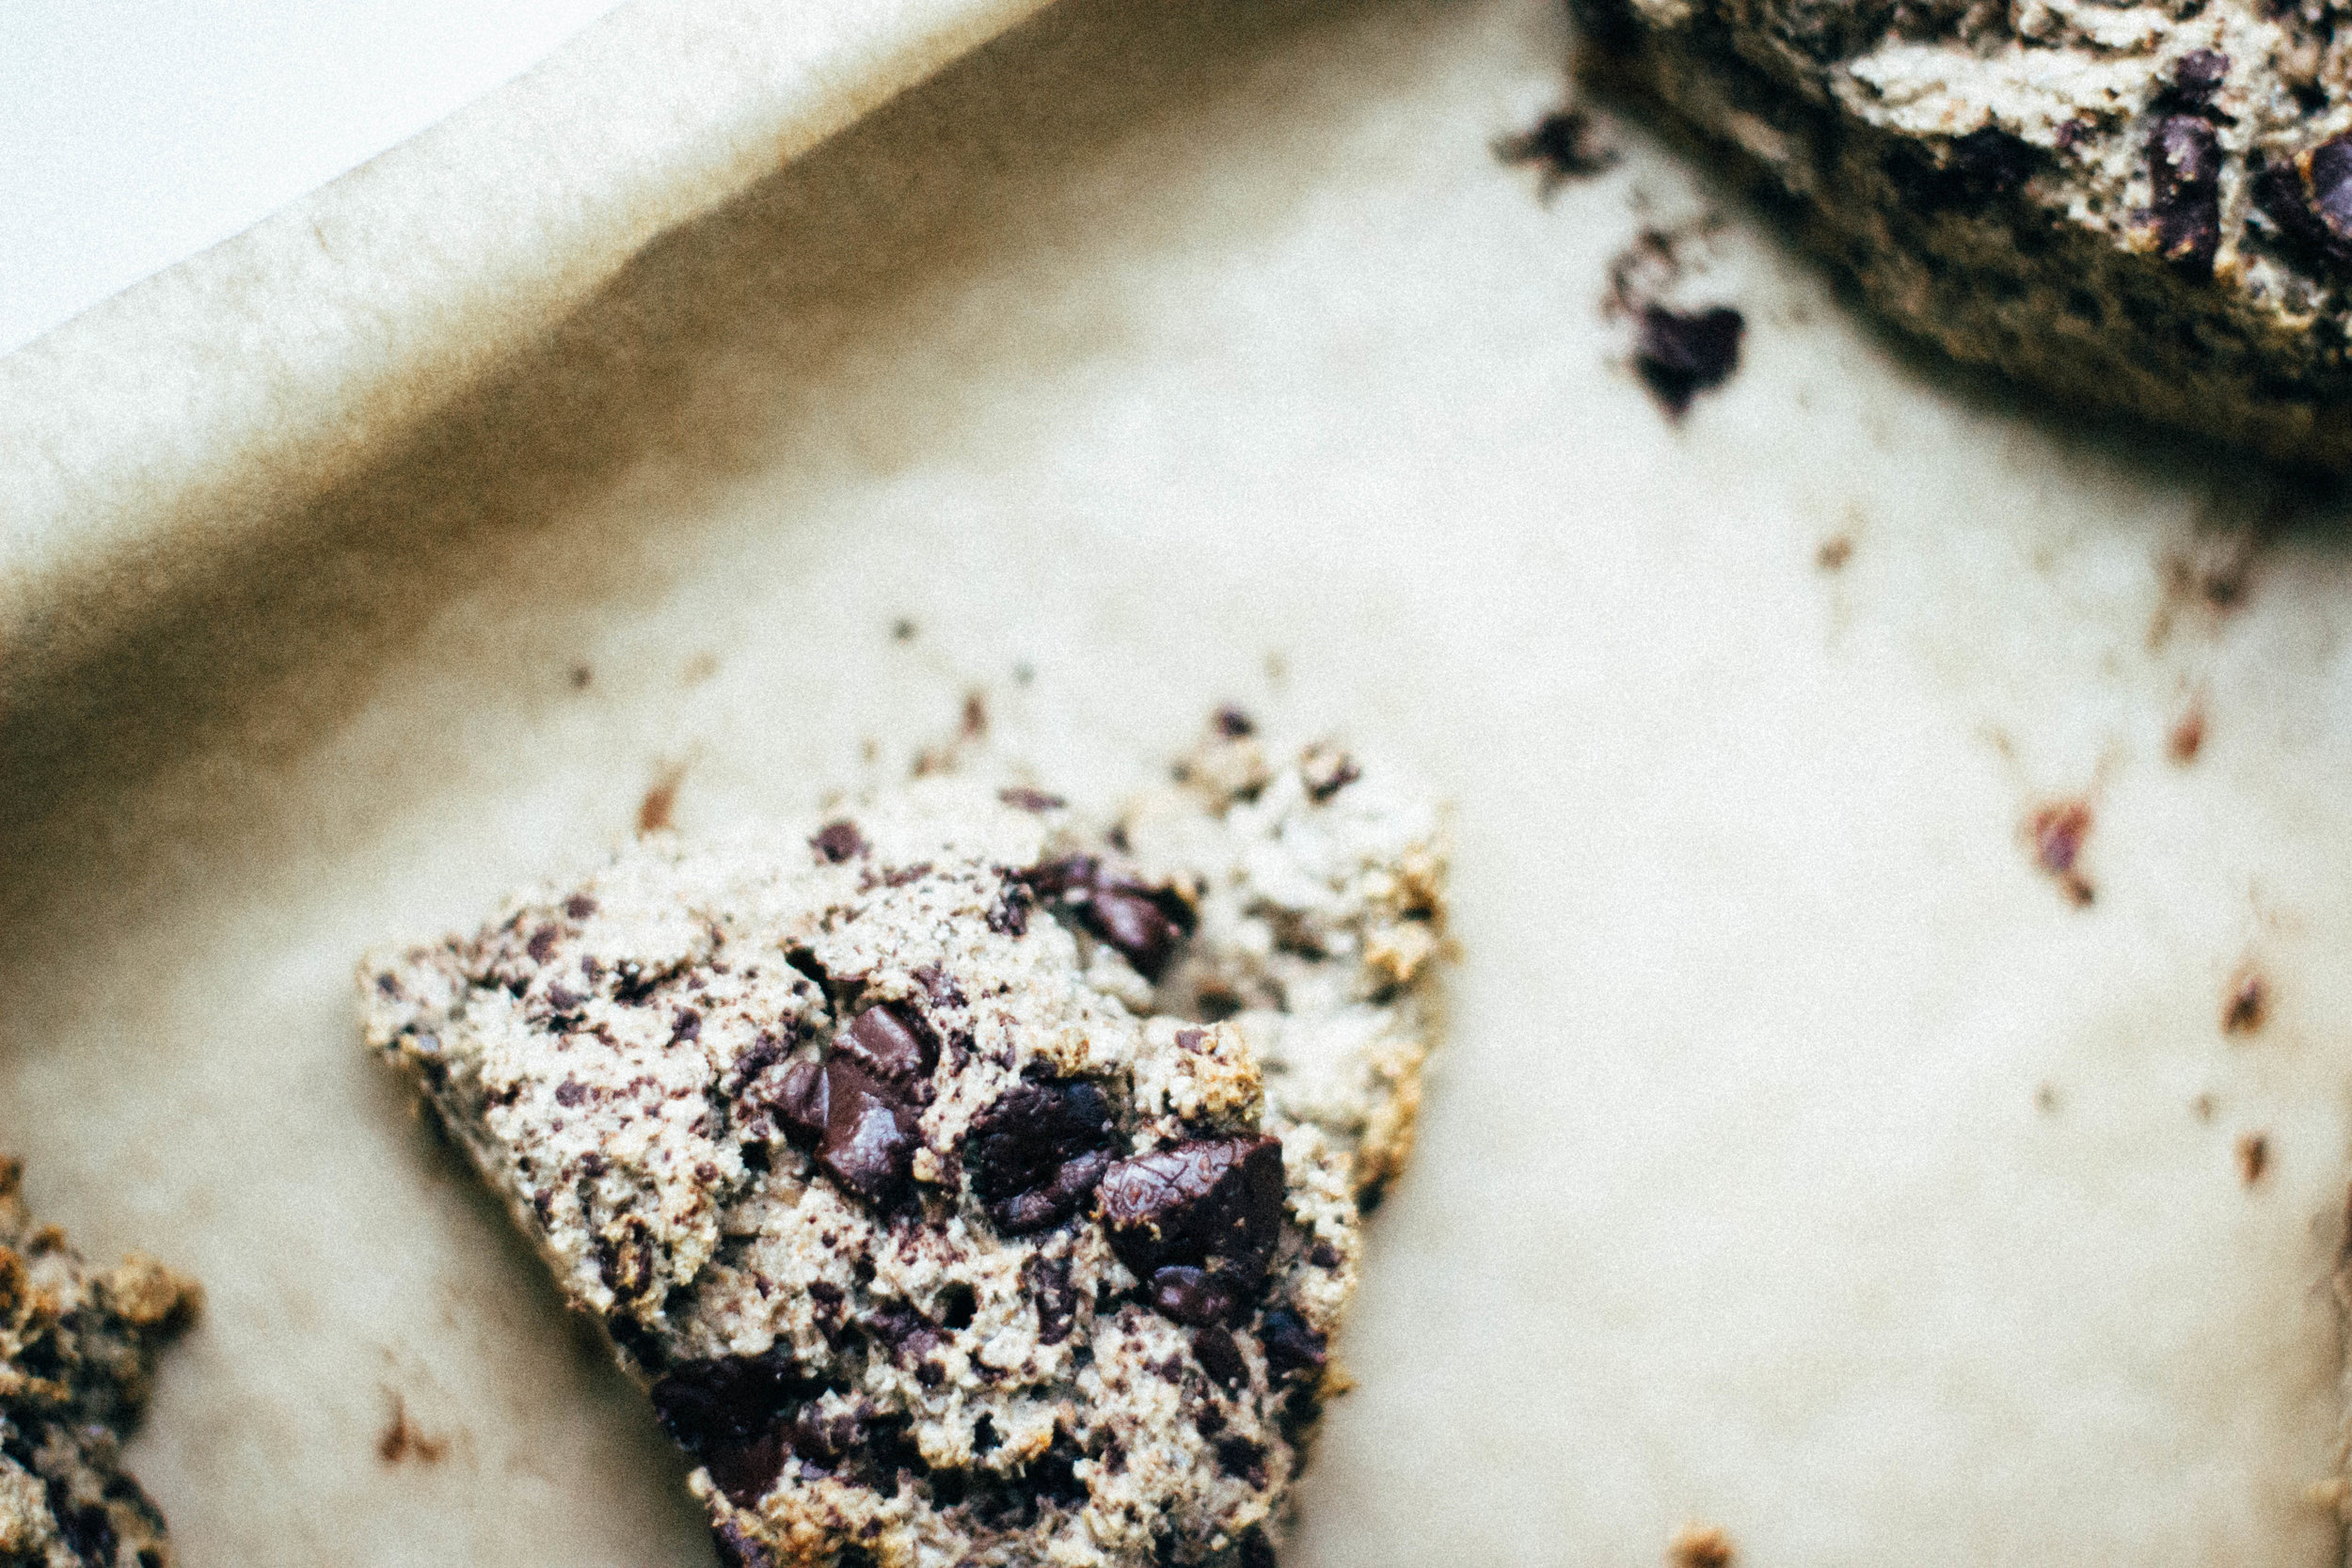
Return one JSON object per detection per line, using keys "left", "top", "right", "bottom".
{"left": 1579, "top": 0, "right": 2352, "bottom": 462}
{"left": 0, "top": 1162, "right": 200, "bottom": 1568}
{"left": 360, "top": 728, "right": 1446, "bottom": 1567}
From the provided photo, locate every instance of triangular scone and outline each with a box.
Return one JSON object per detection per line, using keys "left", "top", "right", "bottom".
{"left": 0, "top": 1161, "right": 200, "bottom": 1568}
{"left": 361, "top": 729, "right": 1445, "bottom": 1568}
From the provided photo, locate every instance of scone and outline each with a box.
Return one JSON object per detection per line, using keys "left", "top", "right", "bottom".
{"left": 0, "top": 1161, "right": 200, "bottom": 1568}
{"left": 1578, "top": 0, "right": 2352, "bottom": 463}
{"left": 360, "top": 725, "right": 1447, "bottom": 1567}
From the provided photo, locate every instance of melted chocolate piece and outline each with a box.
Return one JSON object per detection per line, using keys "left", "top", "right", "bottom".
{"left": 651, "top": 1352, "right": 826, "bottom": 1506}
{"left": 810, "top": 820, "right": 868, "bottom": 863}
{"left": 967, "top": 1080, "right": 1121, "bottom": 1233}
{"left": 1633, "top": 305, "right": 1745, "bottom": 418}
{"left": 1146, "top": 1265, "right": 1246, "bottom": 1326}
{"left": 2147, "top": 115, "right": 2222, "bottom": 275}
{"left": 836, "top": 1004, "right": 934, "bottom": 1085}
{"left": 1098, "top": 1135, "right": 1285, "bottom": 1283}
{"left": 766, "top": 1058, "right": 829, "bottom": 1147}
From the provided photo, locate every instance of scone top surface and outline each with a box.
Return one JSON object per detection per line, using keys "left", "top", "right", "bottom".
{"left": 362, "top": 734, "right": 1445, "bottom": 1568}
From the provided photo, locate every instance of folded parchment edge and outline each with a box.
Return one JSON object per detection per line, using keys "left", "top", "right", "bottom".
{"left": 0, "top": 0, "right": 1053, "bottom": 707}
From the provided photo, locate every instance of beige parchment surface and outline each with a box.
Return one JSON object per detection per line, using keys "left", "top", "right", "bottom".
{"left": 8, "top": 0, "right": 2352, "bottom": 1564}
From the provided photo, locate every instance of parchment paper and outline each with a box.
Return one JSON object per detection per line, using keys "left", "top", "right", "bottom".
{"left": 6, "top": 0, "right": 2352, "bottom": 1563}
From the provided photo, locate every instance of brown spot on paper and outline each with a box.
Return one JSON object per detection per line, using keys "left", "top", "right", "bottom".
{"left": 639, "top": 762, "right": 686, "bottom": 834}
{"left": 1669, "top": 1525, "right": 1736, "bottom": 1568}
{"left": 2025, "top": 799, "right": 2095, "bottom": 906}
{"left": 378, "top": 1390, "right": 449, "bottom": 1465}
{"left": 2221, "top": 966, "right": 2268, "bottom": 1036}
{"left": 2236, "top": 1132, "right": 2269, "bottom": 1186}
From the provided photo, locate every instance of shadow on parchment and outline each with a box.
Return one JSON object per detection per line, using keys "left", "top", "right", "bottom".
{"left": 0, "top": 0, "right": 1450, "bottom": 952}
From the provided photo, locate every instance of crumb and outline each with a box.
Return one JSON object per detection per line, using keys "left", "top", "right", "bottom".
{"left": 2237, "top": 1132, "right": 2270, "bottom": 1186}
{"left": 1264, "top": 651, "right": 1288, "bottom": 684}
{"left": 1816, "top": 535, "right": 1853, "bottom": 571}
{"left": 377, "top": 1390, "right": 449, "bottom": 1465}
{"left": 2221, "top": 965, "right": 2268, "bottom": 1036}
{"left": 2168, "top": 699, "right": 2207, "bottom": 763}
{"left": 2034, "top": 1082, "right": 2058, "bottom": 1113}
{"left": 567, "top": 664, "right": 592, "bottom": 689}
{"left": 683, "top": 651, "right": 720, "bottom": 687}
{"left": 638, "top": 763, "right": 686, "bottom": 834}
{"left": 2191, "top": 1093, "right": 2217, "bottom": 1121}
{"left": 1494, "top": 106, "right": 1618, "bottom": 195}
{"left": 962, "top": 690, "right": 989, "bottom": 739}
{"left": 1669, "top": 1524, "right": 1736, "bottom": 1567}
{"left": 892, "top": 618, "right": 917, "bottom": 641}
{"left": 2025, "top": 799, "right": 2095, "bottom": 906}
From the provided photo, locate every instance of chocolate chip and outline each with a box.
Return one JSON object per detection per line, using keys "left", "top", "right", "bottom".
{"left": 1023, "top": 1254, "right": 1078, "bottom": 1344}
{"left": 554, "top": 1079, "right": 588, "bottom": 1107}
{"left": 525, "top": 925, "right": 558, "bottom": 965}
{"left": 564, "top": 894, "right": 598, "bottom": 920}
{"left": 1019, "top": 856, "right": 1192, "bottom": 981}
{"left": 836, "top": 1003, "right": 934, "bottom": 1085}
{"left": 1495, "top": 107, "right": 1618, "bottom": 195}
{"left": 1634, "top": 304, "right": 1744, "bottom": 419}
{"left": 1146, "top": 1265, "right": 1245, "bottom": 1325}
{"left": 1259, "top": 1307, "right": 1328, "bottom": 1378}
{"left": 1214, "top": 705, "right": 1257, "bottom": 737}
{"left": 2147, "top": 115, "right": 2222, "bottom": 275}
{"left": 2252, "top": 151, "right": 2346, "bottom": 261}
{"left": 1098, "top": 1135, "right": 1286, "bottom": 1283}
{"left": 1215, "top": 1434, "right": 1269, "bottom": 1486}
{"left": 671, "top": 1007, "right": 702, "bottom": 1043}
{"left": 967, "top": 1079, "right": 1121, "bottom": 1233}
{"left": 1191, "top": 1323, "right": 1249, "bottom": 1390}
{"left": 711, "top": 1521, "right": 779, "bottom": 1568}
{"left": 817, "top": 1059, "right": 921, "bottom": 1206}
{"left": 998, "top": 786, "right": 1067, "bottom": 813}
{"left": 1308, "top": 1243, "right": 1343, "bottom": 1269}
{"left": 1239, "top": 1526, "right": 1279, "bottom": 1568}
{"left": 766, "top": 1058, "right": 829, "bottom": 1147}
{"left": 912, "top": 963, "right": 966, "bottom": 1009}
{"left": 810, "top": 820, "right": 868, "bottom": 863}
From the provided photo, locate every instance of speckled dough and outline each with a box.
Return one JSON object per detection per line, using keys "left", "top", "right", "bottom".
{"left": 360, "top": 726, "right": 1447, "bottom": 1568}
{"left": 0, "top": 1162, "right": 199, "bottom": 1568}
{"left": 1579, "top": 0, "right": 2352, "bottom": 462}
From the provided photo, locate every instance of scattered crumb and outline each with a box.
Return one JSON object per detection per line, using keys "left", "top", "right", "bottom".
{"left": 2025, "top": 799, "right": 2096, "bottom": 906}
{"left": 377, "top": 1391, "right": 449, "bottom": 1465}
{"left": 961, "top": 690, "right": 989, "bottom": 739}
{"left": 566, "top": 664, "right": 592, "bottom": 690}
{"left": 1669, "top": 1524, "right": 1736, "bottom": 1568}
{"left": 1606, "top": 228, "right": 1744, "bottom": 419}
{"left": 638, "top": 762, "right": 686, "bottom": 834}
{"left": 1495, "top": 106, "right": 1618, "bottom": 196}
{"left": 892, "top": 618, "right": 917, "bottom": 642}
{"left": 682, "top": 650, "right": 720, "bottom": 687}
{"left": 1214, "top": 705, "right": 1257, "bottom": 737}
{"left": 1264, "top": 650, "right": 1287, "bottom": 684}
{"left": 1013, "top": 662, "right": 1036, "bottom": 687}
{"left": 2221, "top": 965, "right": 2269, "bottom": 1037}
{"left": 2191, "top": 1093, "right": 2217, "bottom": 1122}
{"left": 2150, "top": 527, "right": 2261, "bottom": 647}
{"left": 2167, "top": 696, "right": 2206, "bottom": 764}
{"left": 861, "top": 737, "right": 882, "bottom": 765}
{"left": 2034, "top": 1082, "right": 2058, "bottom": 1114}
{"left": 2237, "top": 1132, "right": 2270, "bottom": 1187}
{"left": 1816, "top": 535, "right": 1852, "bottom": 571}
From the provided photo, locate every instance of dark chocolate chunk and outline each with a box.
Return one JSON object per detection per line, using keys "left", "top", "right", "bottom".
{"left": 564, "top": 894, "right": 598, "bottom": 920}
{"left": 1885, "top": 126, "right": 2039, "bottom": 212}
{"left": 650, "top": 1352, "right": 825, "bottom": 1506}
{"left": 671, "top": 1007, "right": 702, "bottom": 1043}
{"left": 817, "top": 1058, "right": 921, "bottom": 1206}
{"left": 967, "top": 1079, "right": 1121, "bottom": 1233}
{"left": 1190, "top": 1323, "right": 1249, "bottom": 1390}
{"left": 1214, "top": 1435, "right": 1269, "bottom": 1486}
{"left": 526, "top": 925, "right": 559, "bottom": 964}
{"left": 1634, "top": 304, "right": 1745, "bottom": 418}
{"left": 810, "top": 820, "right": 868, "bottom": 863}
{"left": 1258, "top": 1307, "right": 1328, "bottom": 1379}
{"left": 2308, "top": 135, "right": 2352, "bottom": 247}
{"left": 1097, "top": 1135, "right": 1286, "bottom": 1283}
{"left": 2146, "top": 115, "right": 2222, "bottom": 275}
{"left": 765, "top": 1058, "right": 829, "bottom": 1147}
{"left": 1213, "top": 705, "right": 1257, "bottom": 737}
{"left": 1239, "top": 1525, "right": 1279, "bottom": 1568}
{"left": 47, "top": 1483, "right": 117, "bottom": 1566}
{"left": 554, "top": 1079, "right": 588, "bottom": 1107}
{"left": 2156, "top": 48, "right": 2229, "bottom": 115}
{"left": 1019, "top": 856, "right": 1193, "bottom": 981}
{"left": 1146, "top": 1265, "right": 1246, "bottom": 1326}
{"left": 836, "top": 1004, "right": 935, "bottom": 1085}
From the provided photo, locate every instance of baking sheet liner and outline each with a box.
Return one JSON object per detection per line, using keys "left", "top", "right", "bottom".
{"left": 7, "top": 0, "right": 2352, "bottom": 1562}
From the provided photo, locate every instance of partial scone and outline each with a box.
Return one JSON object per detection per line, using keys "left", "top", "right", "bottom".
{"left": 0, "top": 1161, "right": 199, "bottom": 1568}
{"left": 360, "top": 726, "right": 1446, "bottom": 1568}
{"left": 1579, "top": 0, "right": 2352, "bottom": 462}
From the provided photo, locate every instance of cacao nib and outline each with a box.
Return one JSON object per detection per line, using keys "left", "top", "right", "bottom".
{"left": 1098, "top": 1135, "right": 1285, "bottom": 1283}
{"left": 967, "top": 1079, "right": 1121, "bottom": 1233}
{"left": 1215, "top": 1434, "right": 1269, "bottom": 1486}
